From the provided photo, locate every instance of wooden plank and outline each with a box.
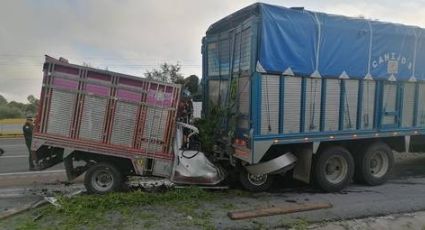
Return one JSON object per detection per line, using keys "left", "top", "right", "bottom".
{"left": 228, "top": 202, "right": 332, "bottom": 220}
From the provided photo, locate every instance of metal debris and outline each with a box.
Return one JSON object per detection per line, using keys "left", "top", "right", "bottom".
{"left": 44, "top": 197, "right": 60, "bottom": 208}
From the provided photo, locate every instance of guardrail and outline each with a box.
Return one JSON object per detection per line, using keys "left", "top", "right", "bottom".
{"left": 0, "top": 119, "right": 25, "bottom": 138}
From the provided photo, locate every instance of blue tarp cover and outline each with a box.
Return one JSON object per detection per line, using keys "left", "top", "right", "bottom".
{"left": 258, "top": 4, "right": 425, "bottom": 81}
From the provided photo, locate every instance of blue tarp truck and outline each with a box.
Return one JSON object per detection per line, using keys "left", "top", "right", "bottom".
{"left": 35, "top": 3, "right": 425, "bottom": 194}
{"left": 202, "top": 3, "right": 425, "bottom": 192}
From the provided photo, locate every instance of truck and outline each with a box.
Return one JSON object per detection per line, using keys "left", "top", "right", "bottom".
{"left": 34, "top": 3, "right": 425, "bottom": 194}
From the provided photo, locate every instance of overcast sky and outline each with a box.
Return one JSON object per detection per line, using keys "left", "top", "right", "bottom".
{"left": 1, "top": 0, "right": 425, "bottom": 102}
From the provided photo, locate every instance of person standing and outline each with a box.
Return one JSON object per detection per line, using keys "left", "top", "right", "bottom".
{"left": 23, "top": 117, "right": 35, "bottom": 170}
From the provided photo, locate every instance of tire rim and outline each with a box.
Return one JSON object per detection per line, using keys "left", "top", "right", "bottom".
{"left": 91, "top": 169, "right": 114, "bottom": 192}
{"left": 247, "top": 173, "right": 267, "bottom": 186}
{"left": 369, "top": 151, "right": 389, "bottom": 178}
{"left": 324, "top": 155, "right": 348, "bottom": 184}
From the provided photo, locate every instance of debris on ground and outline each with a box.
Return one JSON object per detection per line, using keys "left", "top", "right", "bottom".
{"left": 126, "top": 177, "right": 174, "bottom": 192}
{"left": 0, "top": 198, "right": 46, "bottom": 220}
{"left": 0, "top": 183, "right": 85, "bottom": 220}
{"left": 43, "top": 197, "right": 60, "bottom": 208}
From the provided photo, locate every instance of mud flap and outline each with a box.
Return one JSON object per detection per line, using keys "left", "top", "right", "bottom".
{"left": 292, "top": 148, "right": 313, "bottom": 184}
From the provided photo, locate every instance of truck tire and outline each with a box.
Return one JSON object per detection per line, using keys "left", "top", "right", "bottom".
{"left": 84, "top": 162, "right": 123, "bottom": 194}
{"left": 239, "top": 169, "right": 274, "bottom": 192}
{"left": 313, "top": 146, "right": 354, "bottom": 192}
{"left": 354, "top": 142, "right": 394, "bottom": 186}
{"left": 0, "top": 148, "right": 4, "bottom": 156}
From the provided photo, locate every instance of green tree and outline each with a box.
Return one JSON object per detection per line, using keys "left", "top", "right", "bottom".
{"left": 27, "top": 95, "right": 37, "bottom": 104}
{"left": 25, "top": 95, "right": 39, "bottom": 116}
{"left": 144, "top": 63, "right": 184, "bottom": 83}
{"left": 8, "top": 101, "right": 25, "bottom": 111}
{"left": 0, "top": 105, "right": 24, "bottom": 119}
{"left": 0, "top": 94, "right": 39, "bottom": 119}
{"left": 184, "top": 75, "right": 199, "bottom": 95}
{"left": 0, "top": 95, "right": 7, "bottom": 105}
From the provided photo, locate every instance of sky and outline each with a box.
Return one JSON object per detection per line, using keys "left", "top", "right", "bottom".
{"left": 1, "top": 0, "right": 425, "bottom": 102}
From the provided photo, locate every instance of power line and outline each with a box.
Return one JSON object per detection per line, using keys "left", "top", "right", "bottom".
{"left": 0, "top": 54, "right": 200, "bottom": 63}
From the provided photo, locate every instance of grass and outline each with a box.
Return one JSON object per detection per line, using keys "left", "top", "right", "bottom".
{"left": 1, "top": 187, "right": 223, "bottom": 230}
{"left": 0, "top": 118, "right": 25, "bottom": 125}
{"left": 286, "top": 218, "right": 309, "bottom": 230}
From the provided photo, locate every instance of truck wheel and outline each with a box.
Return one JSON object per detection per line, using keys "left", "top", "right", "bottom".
{"left": 313, "top": 146, "right": 354, "bottom": 192}
{"left": 239, "top": 169, "right": 274, "bottom": 192}
{"left": 84, "top": 162, "right": 123, "bottom": 194}
{"left": 0, "top": 148, "right": 4, "bottom": 156}
{"left": 354, "top": 142, "right": 394, "bottom": 186}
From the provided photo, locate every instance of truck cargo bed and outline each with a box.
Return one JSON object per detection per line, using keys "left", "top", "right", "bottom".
{"left": 32, "top": 56, "right": 180, "bottom": 176}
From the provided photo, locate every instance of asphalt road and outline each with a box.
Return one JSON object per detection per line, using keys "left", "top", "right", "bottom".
{"left": 0, "top": 138, "right": 63, "bottom": 173}
{"left": 0, "top": 124, "right": 21, "bottom": 133}
{"left": 0, "top": 138, "right": 67, "bottom": 188}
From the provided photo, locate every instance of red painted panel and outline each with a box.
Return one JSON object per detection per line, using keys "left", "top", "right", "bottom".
{"left": 54, "top": 65, "right": 79, "bottom": 75}
{"left": 86, "top": 84, "right": 110, "bottom": 97}
{"left": 87, "top": 71, "right": 111, "bottom": 82}
{"left": 117, "top": 89, "right": 141, "bottom": 102}
{"left": 119, "top": 77, "right": 143, "bottom": 87}
{"left": 52, "top": 78, "right": 79, "bottom": 90}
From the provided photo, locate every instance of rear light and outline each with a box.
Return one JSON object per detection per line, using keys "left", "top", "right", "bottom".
{"left": 234, "top": 138, "right": 248, "bottom": 147}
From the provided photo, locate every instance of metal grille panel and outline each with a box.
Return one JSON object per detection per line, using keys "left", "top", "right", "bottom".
{"left": 219, "top": 80, "right": 229, "bottom": 106}
{"left": 361, "top": 80, "right": 375, "bottom": 129}
{"left": 261, "top": 75, "right": 280, "bottom": 135}
{"left": 208, "top": 80, "right": 220, "bottom": 105}
{"left": 233, "top": 32, "right": 241, "bottom": 73}
{"left": 46, "top": 90, "right": 76, "bottom": 137}
{"left": 208, "top": 79, "right": 228, "bottom": 107}
{"left": 238, "top": 77, "right": 250, "bottom": 129}
{"left": 402, "top": 83, "right": 415, "bottom": 127}
{"left": 240, "top": 28, "right": 251, "bottom": 71}
{"left": 283, "top": 76, "right": 301, "bottom": 134}
{"left": 143, "top": 107, "right": 168, "bottom": 141}
{"left": 79, "top": 96, "right": 107, "bottom": 141}
{"left": 382, "top": 83, "right": 397, "bottom": 125}
{"left": 324, "top": 79, "right": 341, "bottom": 131}
{"left": 207, "top": 42, "right": 219, "bottom": 76}
{"left": 110, "top": 102, "right": 139, "bottom": 147}
{"left": 305, "top": 78, "right": 322, "bottom": 132}
{"left": 139, "top": 104, "right": 172, "bottom": 153}
{"left": 417, "top": 84, "right": 425, "bottom": 127}
{"left": 343, "top": 80, "right": 359, "bottom": 130}
{"left": 238, "top": 77, "right": 250, "bottom": 114}
{"left": 219, "top": 39, "right": 231, "bottom": 75}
